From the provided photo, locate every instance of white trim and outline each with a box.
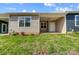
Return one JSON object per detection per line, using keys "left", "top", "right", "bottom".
{"left": 38, "top": 14, "right": 41, "bottom": 33}
{"left": 18, "top": 16, "right": 32, "bottom": 27}
{"left": 1, "top": 23, "right": 7, "bottom": 33}
{"left": 8, "top": 17, "right": 10, "bottom": 33}
{"left": 75, "top": 15, "right": 79, "bottom": 26}
{"left": 64, "top": 15, "right": 67, "bottom": 33}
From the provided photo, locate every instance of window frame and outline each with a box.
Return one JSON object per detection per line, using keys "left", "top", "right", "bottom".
{"left": 18, "top": 16, "right": 32, "bottom": 27}
{"left": 19, "top": 17, "right": 25, "bottom": 27}
{"left": 75, "top": 15, "right": 79, "bottom": 26}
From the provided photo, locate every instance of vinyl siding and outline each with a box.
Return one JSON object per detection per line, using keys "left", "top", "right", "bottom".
{"left": 9, "top": 15, "right": 40, "bottom": 34}
{"left": 66, "top": 13, "right": 79, "bottom": 32}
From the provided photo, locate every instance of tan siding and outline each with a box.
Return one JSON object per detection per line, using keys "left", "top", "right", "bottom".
{"left": 9, "top": 16, "right": 40, "bottom": 34}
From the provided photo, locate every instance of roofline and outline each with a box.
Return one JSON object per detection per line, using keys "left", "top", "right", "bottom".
{"left": 0, "top": 11, "right": 79, "bottom": 15}
{"left": 7, "top": 12, "right": 66, "bottom": 14}
{"left": 6, "top": 11, "right": 79, "bottom": 14}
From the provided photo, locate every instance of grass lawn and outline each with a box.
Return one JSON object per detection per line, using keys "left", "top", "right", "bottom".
{"left": 0, "top": 33, "right": 79, "bottom": 55}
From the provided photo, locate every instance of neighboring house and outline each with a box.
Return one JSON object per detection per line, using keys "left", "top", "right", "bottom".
{"left": 0, "top": 11, "right": 79, "bottom": 34}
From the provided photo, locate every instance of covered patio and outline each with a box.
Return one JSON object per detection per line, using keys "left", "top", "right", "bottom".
{"left": 39, "top": 13, "right": 66, "bottom": 33}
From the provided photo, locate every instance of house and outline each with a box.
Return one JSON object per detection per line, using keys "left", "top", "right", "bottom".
{"left": 0, "top": 11, "right": 79, "bottom": 34}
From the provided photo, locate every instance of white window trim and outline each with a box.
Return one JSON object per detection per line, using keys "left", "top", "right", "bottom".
{"left": 18, "top": 16, "right": 32, "bottom": 27}
{"left": 2, "top": 23, "right": 7, "bottom": 33}
{"left": 75, "top": 15, "right": 79, "bottom": 26}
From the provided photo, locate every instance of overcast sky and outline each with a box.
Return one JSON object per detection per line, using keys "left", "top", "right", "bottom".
{"left": 0, "top": 3, "right": 79, "bottom": 13}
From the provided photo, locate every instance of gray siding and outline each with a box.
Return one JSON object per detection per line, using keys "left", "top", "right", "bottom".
{"left": 66, "top": 13, "right": 79, "bottom": 32}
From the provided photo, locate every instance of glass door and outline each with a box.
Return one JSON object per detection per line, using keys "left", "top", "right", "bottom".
{"left": 2, "top": 23, "right": 7, "bottom": 33}
{"left": 40, "top": 21, "right": 48, "bottom": 32}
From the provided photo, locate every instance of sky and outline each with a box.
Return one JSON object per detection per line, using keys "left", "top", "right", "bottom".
{"left": 0, "top": 3, "right": 79, "bottom": 13}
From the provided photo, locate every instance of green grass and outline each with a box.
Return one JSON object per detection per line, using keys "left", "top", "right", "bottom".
{"left": 0, "top": 33, "right": 79, "bottom": 55}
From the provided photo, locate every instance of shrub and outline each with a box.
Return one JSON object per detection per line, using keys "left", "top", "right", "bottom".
{"left": 21, "top": 32, "right": 26, "bottom": 36}
{"left": 16, "top": 32, "right": 19, "bottom": 35}
{"left": 30, "top": 33, "right": 35, "bottom": 36}
{"left": 11, "top": 31, "right": 19, "bottom": 36}
{"left": 12, "top": 31, "right": 17, "bottom": 36}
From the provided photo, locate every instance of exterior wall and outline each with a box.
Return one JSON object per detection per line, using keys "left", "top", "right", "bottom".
{"left": 8, "top": 13, "right": 67, "bottom": 34}
{"left": 56, "top": 17, "right": 66, "bottom": 33}
{"left": 9, "top": 15, "right": 40, "bottom": 34}
{"left": 66, "top": 13, "right": 79, "bottom": 32}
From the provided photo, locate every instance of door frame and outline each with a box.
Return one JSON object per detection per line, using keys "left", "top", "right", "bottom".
{"left": 1, "top": 23, "right": 7, "bottom": 33}
{"left": 40, "top": 21, "right": 48, "bottom": 32}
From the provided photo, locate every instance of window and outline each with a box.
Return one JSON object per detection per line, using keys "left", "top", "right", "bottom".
{"left": 19, "top": 16, "right": 31, "bottom": 27}
{"left": 75, "top": 15, "right": 79, "bottom": 26}
{"left": 41, "top": 22, "right": 47, "bottom": 28}
{"left": 25, "top": 17, "right": 30, "bottom": 27}
{"left": 19, "top": 19, "right": 24, "bottom": 27}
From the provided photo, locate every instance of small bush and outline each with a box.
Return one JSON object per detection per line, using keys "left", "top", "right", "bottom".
{"left": 11, "top": 31, "right": 19, "bottom": 36}
{"left": 21, "top": 32, "right": 26, "bottom": 36}
{"left": 16, "top": 32, "right": 19, "bottom": 35}
{"left": 30, "top": 33, "right": 35, "bottom": 36}
{"left": 12, "top": 31, "right": 17, "bottom": 36}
